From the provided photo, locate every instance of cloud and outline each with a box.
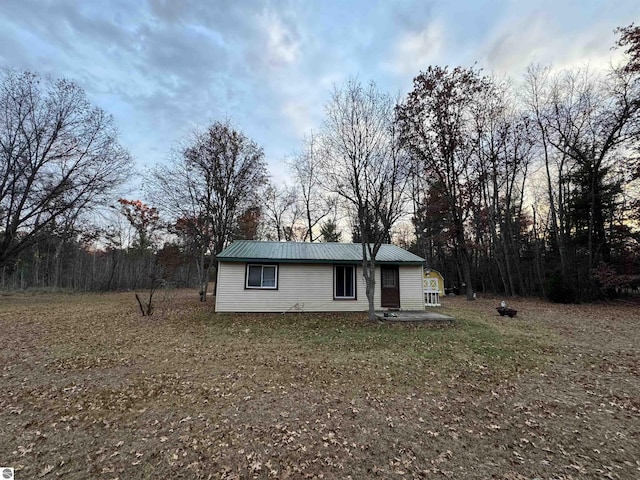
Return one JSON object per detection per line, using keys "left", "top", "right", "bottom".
{"left": 2, "top": 0, "right": 638, "bottom": 192}
{"left": 476, "top": 1, "right": 634, "bottom": 77}
{"left": 482, "top": 12, "right": 550, "bottom": 74}
{"left": 257, "top": 10, "right": 301, "bottom": 68}
{"left": 389, "top": 0, "right": 435, "bottom": 33}
{"left": 383, "top": 21, "right": 444, "bottom": 76}
{"left": 281, "top": 100, "right": 314, "bottom": 138}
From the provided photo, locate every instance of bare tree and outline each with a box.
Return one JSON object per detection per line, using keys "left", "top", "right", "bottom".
{"left": 148, "top": 158, "right": 212, "bottom": 300}
{"left": 290, "top": 133, "right": 336, "bottom": 242}
{"left": 525, "top": 63, "right": 640, "bottom": 298}
{"left": 472, "top": 80, "right": 535, "bottom": 295}
{"left": 397, "top": 66, "right": 492, "bottom": 300}
{"left": 320, "top": 79, "right": 410, "bottom": 321}
{"left": 524, "top": 65, "right": 572, "bottom": 280}
{"left": 147, "top": 120, "right": 268, "bottom": 300}
{"left": 262, "top": 183, "right": 300, "bottom": 241}
{"left": 0, "top": 70, "right": 131, "bottom": 271}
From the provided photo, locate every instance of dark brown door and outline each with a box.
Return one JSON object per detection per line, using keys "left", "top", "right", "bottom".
{"left": 381, "top": 265, "right": 400, "bottom": 308}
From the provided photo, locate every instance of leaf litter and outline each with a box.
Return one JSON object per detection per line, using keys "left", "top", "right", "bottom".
{"left": 0, "top": 291, "right": 638, "bottom": 478}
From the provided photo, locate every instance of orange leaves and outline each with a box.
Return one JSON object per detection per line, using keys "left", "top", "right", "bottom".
{"left": 117, "top": 198, "right": 162, "bottom": 250}
{"left": 117, "top": 198, "right": 160, "bottom": 230}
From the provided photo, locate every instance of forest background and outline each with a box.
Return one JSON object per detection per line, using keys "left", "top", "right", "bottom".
{"left": 1, "top": 25, "right": 639, "bottom": 304}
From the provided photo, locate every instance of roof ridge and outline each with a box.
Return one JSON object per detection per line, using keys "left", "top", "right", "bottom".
{"left": 218, "top": 241, "right": 424, "bottom": 264}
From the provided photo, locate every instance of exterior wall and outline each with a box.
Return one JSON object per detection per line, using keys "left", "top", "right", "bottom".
{"left": 215, "top": 262, "right": 425, "bottom": 313}
{"left": 400, "top": 265, "right": 426, "bottom": 310}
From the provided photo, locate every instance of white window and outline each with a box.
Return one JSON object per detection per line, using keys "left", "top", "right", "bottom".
{"left": 246, "top": 264, "right": 278, "bottom": 289}
{"left": 334, "top": 265, "right": 356, "bottom": 299}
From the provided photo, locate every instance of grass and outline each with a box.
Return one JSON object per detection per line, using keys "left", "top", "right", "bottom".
{"left": 0, "top": 290, "right": 638, "bottom": 479}
{"left": 193, "top": 307, "right": 549, "bottom": 395}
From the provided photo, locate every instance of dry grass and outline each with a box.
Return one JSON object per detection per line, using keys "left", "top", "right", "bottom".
{"left": 0, "top": 290, "right": 638, "bottom": 479}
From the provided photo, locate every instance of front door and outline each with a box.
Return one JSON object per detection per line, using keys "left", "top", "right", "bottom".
{"left": 381, "top": 265, "right": 400, "bottom": 308}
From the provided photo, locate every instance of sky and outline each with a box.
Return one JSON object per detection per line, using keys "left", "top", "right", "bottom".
{"left": 1, "top": 0, "right": 638, "bottom": 193}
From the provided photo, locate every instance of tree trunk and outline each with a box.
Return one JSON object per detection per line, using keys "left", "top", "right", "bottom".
{"left": 361, "top": 243, "right": 377, "bottom": 321}
{"left": 532, "top": 208, "right": 547, "bottom": 297}
{"left": 461, "top": 253, "right": 474, "bottom": 300}
{"left": 363, "top": 260, "right": 377, "bottom": 321}
{"left": 196, "top": 252, "right": 209, "bottom": 302}
{"left": 452, "top": 214, "right": 474, "bottom": 300}
{"left": 306, "top": 207, "right": 314, "bottom": 242}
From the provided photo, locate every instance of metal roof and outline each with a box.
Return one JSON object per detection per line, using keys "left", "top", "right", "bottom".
{"left": 217, "top": 240, "right": 425, "bottom": 264}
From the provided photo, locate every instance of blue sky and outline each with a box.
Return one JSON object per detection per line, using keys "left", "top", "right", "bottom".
{"left": 1, "top": 0, "right": 638, "bottom": 189}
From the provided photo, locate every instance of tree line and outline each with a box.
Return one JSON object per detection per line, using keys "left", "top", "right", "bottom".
{"left": 1, "top": 25, "right": 638, "bottom": 304}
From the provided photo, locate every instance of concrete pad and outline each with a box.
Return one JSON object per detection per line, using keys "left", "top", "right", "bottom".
{"left": 376, "top": 310, "right": 454, "bottom": 324}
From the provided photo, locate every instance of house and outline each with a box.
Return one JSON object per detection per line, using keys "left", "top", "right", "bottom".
{"left": 215, "top": 240, "right": 426, "bottom": 313}
{"left": 423, "top": 268, "right": 445, "bottom": 307}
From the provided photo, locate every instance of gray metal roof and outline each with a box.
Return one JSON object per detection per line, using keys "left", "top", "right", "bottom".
{"left": 217, "top": 240, "right": 425, "bottom": 264}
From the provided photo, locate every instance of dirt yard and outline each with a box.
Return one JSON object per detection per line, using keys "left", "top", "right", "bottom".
{"left": 0, "top": 290, "right": 638, "bottom": 479}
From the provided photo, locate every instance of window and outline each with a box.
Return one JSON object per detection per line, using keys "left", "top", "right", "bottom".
{"left": 246, "top": 264, "right": 278, "bottom": 289}
{"left": 334, "top": 265, "right": 356, "bottom": 299}
{"left": 382, "top": 267, "right": 397, "bottom": 287}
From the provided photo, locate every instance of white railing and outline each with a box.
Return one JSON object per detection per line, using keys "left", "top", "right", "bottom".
{"left": 425, "top": 290, "right": 440, "bottom": 307}
{"left": 424, "top": 277, "right": 441, "bottom": 307}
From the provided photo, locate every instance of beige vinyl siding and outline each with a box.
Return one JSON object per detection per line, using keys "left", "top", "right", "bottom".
{"left": 399, "top": 265, "right": 426, "bottom": 310}
{"left": 215, "top": 262, "right": 425, "bottom": 313}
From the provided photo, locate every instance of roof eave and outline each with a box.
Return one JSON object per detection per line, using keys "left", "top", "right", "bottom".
{"left": 218, "top": 257, "right": 424, "bottom": 265}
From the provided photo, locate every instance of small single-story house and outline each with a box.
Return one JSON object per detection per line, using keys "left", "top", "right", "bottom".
{"left": 215, "top": 240, "right": 426, "bottom": 313}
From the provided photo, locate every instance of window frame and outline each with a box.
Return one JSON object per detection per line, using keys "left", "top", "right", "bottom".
{"left": 245, "top": 263, "right": 279, "bottom": 290}
{"left": 382, "top": 266, "right": 398, "bottom": 288}
{"left": 333, "top": 264, "right": 357, "bottom": 300}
